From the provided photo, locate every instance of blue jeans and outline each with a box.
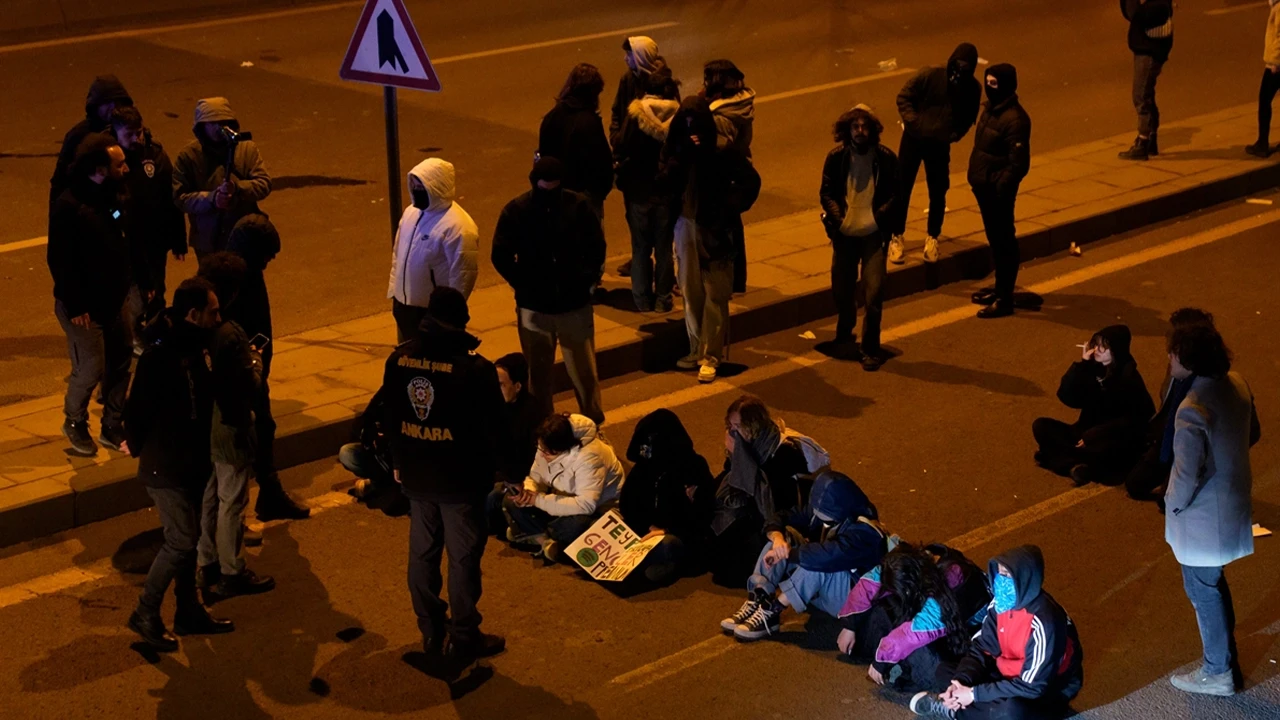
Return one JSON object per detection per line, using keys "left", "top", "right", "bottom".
{"left": 626, "top": 197, "right": 675, "bottom": 311}
{"left": 747, "top": 540, "right": 852, "bottom": 616}
{"left": 1181, "top": 564, "right": 1237, "bottom": 676}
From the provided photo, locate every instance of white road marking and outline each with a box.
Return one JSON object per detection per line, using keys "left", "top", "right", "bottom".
{"left": 0, "top": 236, "right": 47, "bottom": 254}
{"left": 431, "top": 22, "right": 680, "bottom": 65}
{"left": 755, "top": 67, "right": 917, "bottom": 105}
{"left": 946, "top": 485, "right": 1113, "bottom": 554}
{"left": 1204, "top": 1, "right": 1269, "bottom": 16}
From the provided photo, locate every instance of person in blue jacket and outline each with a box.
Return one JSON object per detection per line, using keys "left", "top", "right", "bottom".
{"left": 719, "top": 470, "right": 888, "bottom": 641}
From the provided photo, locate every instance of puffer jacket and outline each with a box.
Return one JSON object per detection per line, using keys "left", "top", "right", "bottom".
{"left": 710, "top": 89, "right": 756, "bottom": 158}
{"left": 1266, "top": 1, "right": 1280, "bottom": 67}
{"left": 523, "top": 414, "right": 626, "bottom": 517}
{"left": 173, "top": 97, "right": 272, "bottom": 256}
{"left": 51, "top": 75, "right": 132, "bottom": 206}
{"left": 614, "top": 96, "right": 680, "bottom": 200}
{"left": 967, "top": 95, "right": 1032, "bottom": 196}
{"left": 388, "top": 158, "right": 480, "bottom": 306}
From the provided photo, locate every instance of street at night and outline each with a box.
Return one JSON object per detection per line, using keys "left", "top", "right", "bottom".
{"left": 1, "top": 1, "right": 1279, "bottom": 719}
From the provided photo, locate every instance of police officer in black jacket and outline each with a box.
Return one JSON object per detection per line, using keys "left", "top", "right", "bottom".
{"left": 381, "top": 286, "right": 509, "bottom": 679}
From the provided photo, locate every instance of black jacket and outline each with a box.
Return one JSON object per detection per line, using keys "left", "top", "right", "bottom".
{"left": 47, "top": 179, "right": 132, "bottom": 323}
{"left": 613, "top": 97, "right": 680, "bottom": 201}
{"left": 1122, "top": 0, "right": 1173, "bottom": 62}
{"left": 896, "top": 46, "right": 982, "bottom": 144}
{"left": 224, "top": 215, "right": 279, "bottom": 374}
{"left": 121, "top": 133, "right": 187, "bottom": 287}
{"left": 620, "top": 409, "right": 716, "bottom": 541}
{"left": 819, "top": 143, "right": 900, "bottom": 241}
{"left": 125, "top": 313, "right": 215, "bottom": 490}
{"left": 50, "top": 75, "right": 132, "bottom": 207}
{"left": 609, "top": 67, "right": 658, "bottom": 146}
{"left": 537, "top": 97, "right": 615, "bottom": 204}
{"left": 499, "top": 390, "right": 541, "bottom": 486}
{"left": 491, "top": 188, "right": 606, "bottom": 314}
{"left": 967, "top": 95, "right": 1032, "bottom": 195}
{"left": 381, "top": 321, "right": 510, "bottom": 503}
{"left": 659, "top": 136, "right": 759, "bottom": 263}
{"left": 1056, "top": 326, "right": 1155, "bottom": 434}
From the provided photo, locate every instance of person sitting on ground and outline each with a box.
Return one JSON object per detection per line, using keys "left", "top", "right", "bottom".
{"left": 340, "top": 385, "right": 407, "bottom": 517}
{"left": 720, "top": 470, "right": 888, "bottom": 642}
{"left": 910, "top": 545, "right": 1084, "bottom": 720}
{"left": 619, "top": 409, "right": 716, "bottom": 587}
{"left": 484, "top": 352, "right": 545, "bottom": 532}
{"left": 708, "top": 394, "right": 827, "bottom": 585}
{"left": 500, "top": 412, "right": 625, "bottom": 562}
{"left": 838, "top": 543, "right": 991, "bottom": 693}
{"left": 1032, "top": 325, "right": 1154, "bottom": 486}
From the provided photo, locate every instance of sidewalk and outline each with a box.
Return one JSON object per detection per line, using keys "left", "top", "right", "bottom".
{"left": 1, "top": 102, "right": 1276, "bottom": 547}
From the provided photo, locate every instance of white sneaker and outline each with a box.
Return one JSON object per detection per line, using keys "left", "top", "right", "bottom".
{"left": 697, "top": 358, "right": 718, "bottom": 384}
{"left": 923, "top": 235, "right": 940, "bottom": 263}
{"left": 887, "top": 235, "right": 905, "bottom": 265}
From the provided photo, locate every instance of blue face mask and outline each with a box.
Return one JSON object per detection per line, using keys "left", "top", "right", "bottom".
{"left": 993, "top": 574, "right": 1017, "bottom": 614}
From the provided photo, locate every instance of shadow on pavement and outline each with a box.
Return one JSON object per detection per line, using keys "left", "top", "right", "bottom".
{"left": 741, "top": 363, "right": 874, "bottom": 421}
{"left": 1028, "top": 293, "right": 1169, "bottom": 339}
{"left": 881, "top": 359, "right": 1046, "bottom": 397}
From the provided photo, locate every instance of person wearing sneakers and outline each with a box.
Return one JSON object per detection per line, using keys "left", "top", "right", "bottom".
{"left": 910, "top": 545, "right": 1083, "bottom": 720}
{"left": 1165, "top": 323, "right": 1258, "bottom": 698}
{"left": 501, "top": 412, "right": 626, "bottom": 562}
{"left": 1247, "top": 0, "right": 1280, "bottom": 158}
{"left": 380, "top": 286, "right": 509, "bottom": 680}
{"left": 721, "top": 470, "right": 887, "bottom": 642}
{"left": 889, "top": 42, "right": 982, "bottom": 266}
{"left": 1119, "top": 0, "right": 1173, "bottom": 161}
{"left": 609, "top": 35, "right": 667, "bottom": 278}
{"left": 967, "top": 63, "right": 1031, "bottom": 319}
{"left": 818, "top": 103, "right": 899, "bottom": 371}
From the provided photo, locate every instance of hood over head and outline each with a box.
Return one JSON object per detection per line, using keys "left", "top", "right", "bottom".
{"left": 529, "top": 156, "right": 564, "bottom": 186}
{"left": 983, "top": 64, "right": 1018, "bottom": 106}
{"left": 85, "top": 75, "right": 133, "bottom": 120}
{"left": 624, "top": 36, "right": 662, "bottom": 75}
{"left": 1091, "top": 324, "right": 1134, "bottom": 363}
{"left": 226, "top": 214, "right": 281, "bottom": 271}
{"left": 408, "top": 158, "right": 456, "bottom": 212}
{"left": 947, "top": 43, "right": 979, "bottom": 81}
{"left": 809, "top": 471, "right": 876, "bottom": 524}
{"left": 988, "top": 545, "right": 1045, "bottom": 611}
{"left": 627, "top": 408, "right": 696, "bottom": 463}
{"left": 192, "top": 97, "right": 240, "bottom": 136}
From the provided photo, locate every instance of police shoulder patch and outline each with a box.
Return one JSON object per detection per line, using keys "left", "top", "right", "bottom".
{"left": 407, "top": 376, "right": 435, "bottom": 421}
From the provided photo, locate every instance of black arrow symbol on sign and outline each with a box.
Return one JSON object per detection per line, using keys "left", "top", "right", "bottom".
{"left": 376, "top": 9, "right": 409, "bottom": 73}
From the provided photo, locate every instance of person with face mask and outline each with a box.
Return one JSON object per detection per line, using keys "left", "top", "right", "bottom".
{"left": 967, "top": 64, "right": 1031, "bottom": 319}
{"left": 47, "top": 134, "right": 134, "bottom": 457}
{"left": 50, "top": 74, "right": 133, "bottom": 207}
{"left": 818, "top": 104, "right": 899, "bottom": 371}
{"left": 1032, "top": 325, "right": 1155, "bottom": 486}
{"left": 387, "top": 158, "right": 480, "bottom": 343}
{"left": 889, "top": 43, "right": 981, "bottom": 266}
{"left": 911, "top": 545, "right": 1083, "bottom": 720}
{"left": 173, "top": 97, "right": 272, "bottom": 260}
{"left": 491, "top": 157, "right": 607, "bottom": 424}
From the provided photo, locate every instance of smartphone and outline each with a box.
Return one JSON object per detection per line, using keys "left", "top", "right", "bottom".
{"left": 503, "top": 484, "right": 523, "bottom": 496}
{"left": 249, "top": 334, "right": 271, "bottom": 351}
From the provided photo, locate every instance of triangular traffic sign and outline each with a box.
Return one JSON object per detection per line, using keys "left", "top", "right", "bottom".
{"left": 339, "top": 0, "right": 441, "bottom": 92}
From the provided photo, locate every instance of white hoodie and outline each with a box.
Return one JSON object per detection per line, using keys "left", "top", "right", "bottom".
{"left": 523, "top": 414, "right": 625, "bottom": 517}
{"left": 387, "top": 158, "right": 480, "bottom": 306}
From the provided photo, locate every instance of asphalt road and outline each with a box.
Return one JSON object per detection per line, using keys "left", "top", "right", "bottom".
{"left": 0, "top": 0, "right": 1272, "bottom": 405}
{"left": 1, "top": 194, "right": 1277, "bottom": 719}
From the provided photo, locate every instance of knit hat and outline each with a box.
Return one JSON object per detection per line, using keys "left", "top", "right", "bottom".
{"left": 529, "top": 156, "right": 564, "bottom": 184}
{"left": 984, "top": 63, "right": 1018, "bottom": 105}
{"left": 426, "top": 286, "right": 470, "bottom": 329}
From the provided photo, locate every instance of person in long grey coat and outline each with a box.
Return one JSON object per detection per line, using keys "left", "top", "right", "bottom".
{"left": 1164, "top": 323, "right": 1261, "bottom": 698}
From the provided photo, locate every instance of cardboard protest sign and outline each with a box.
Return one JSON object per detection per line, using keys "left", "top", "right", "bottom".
{"left": 565, "top": 510, "right": 662, "bottom": 582}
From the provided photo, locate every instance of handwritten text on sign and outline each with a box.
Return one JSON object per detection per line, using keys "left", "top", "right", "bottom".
{"left": 566, "top": 511, "right": 661, "bottom": 582}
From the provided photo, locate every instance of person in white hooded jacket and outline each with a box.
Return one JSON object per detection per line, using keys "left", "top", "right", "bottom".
{"left": 501, "top": 412, "right": 625, "bottom": 562}
{"left": 387, "top": 158, "right": 479, "bottom": 342}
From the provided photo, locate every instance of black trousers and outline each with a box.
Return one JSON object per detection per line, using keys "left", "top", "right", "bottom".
{"left": 830, "top": 231, "right": 886, "bottom": 353}
{"left": 408, "top": 497, "right": 488, "bottom": 647}
{"left": 1031, "top": 417, "right": 1142, "bottom": 482}
{"left": 393, "top": 299, "right": 428, "bottom": 344}
{"left": 973, "top": 186, "right": 1020, "bottom": 303}
{"left": 895, "top": 133, "right": 952, "bottom": 237}
{"left": 1258, "top": 67, "right": 1280, "bottom": 146}
{"left": 939, "top": 658, "right": 1072, "bottom": 720}
{"left": 1125, "top": 443, "right": 1171, "bottom": 500}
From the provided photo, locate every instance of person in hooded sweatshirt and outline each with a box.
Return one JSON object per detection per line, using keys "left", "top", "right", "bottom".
{"left": 614, "top": 67, "right": 681, "bottom": 312}
{"left": 703, "top": 59, "right": 756, "bottom": 294}
{"left": 889, "top": 43, "right": 981, "bottom": 266}
{"left": 720, "top": 471, "right": 888, "bottom": 643}
{"left": 619, "top": 409, "right": 716, "bottom": 586}
{"left": 910, "top": 545, "right": 1084, "bottom": 720}
{"left": 484, "top": 352, "right": 543, "bottom": 531}
{"left": 818, "top": 103, "right": 899, "bottom": 372}
{"left": 1119, "top": 0, "right": 1174, "bottom": 161}
{"left": 47, "top": 133, "right": 134, "bottom": 457}
{"left": 501, "top": 412, "right": 625, "bottom": 563}
{"left": 609, "top": 35, "right": 667, "bottom": 279}
{"left": 538, "top": 64, "right": 614, "bottom": 221}
{"left": 387, "top": 158, "right": 480, "bottom": 342}
{"left": 968, "top": 64, "right": 1031, "bottom": 319}
{"left": 492, "top": 157, "right": 607, "bottom": 424}
{"left": 173, "top": 97, "right": 272, "bottom": 259}
{"left": 51, "top": 75, "right": 133, "bottom": 207}
{"left": 1032, "top": 325, "right": 1155, "bottom": 486}
{"left": 1246, "top": 0, "right": 1280, "bottom": 158}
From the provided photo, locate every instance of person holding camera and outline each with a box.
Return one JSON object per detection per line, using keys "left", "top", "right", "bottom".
{"left": 173, "top": 97, "right": 272, "bottom": 260}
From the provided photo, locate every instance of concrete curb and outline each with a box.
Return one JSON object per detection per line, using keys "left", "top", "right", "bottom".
{"left": 3, "top": 160, "right": 1278, "bottom": 548}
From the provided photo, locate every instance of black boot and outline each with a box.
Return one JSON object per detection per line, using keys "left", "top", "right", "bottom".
{"left": 206, "top": 568, "right": 276, "bottom": 602}
{"left": 1117, "top": 136, "right": 1150, "bottom": 161}
{"left": 254, "top": 475, "right": 311, "bottom": 521}
{"left": 128, "top": 611, "right": 178, "bottom": 652}
{"left": 1148, "top": 130, "right": 1159, "bottom": 156}
{"left": 1246, "top": 140, "right": 1271, "bottom": 158}
{"left": 61, "top": 419, "right": 98, "bottom": 457}
{"left": 173, "top": 606, "right": 235, "bottom": 636}
{"left": 976, "top": 299, "right": 1014, "bottom": 319}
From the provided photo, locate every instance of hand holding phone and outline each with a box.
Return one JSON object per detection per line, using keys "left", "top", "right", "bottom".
{"left": 249, "top": 333, "right": 271, "bottom": 352}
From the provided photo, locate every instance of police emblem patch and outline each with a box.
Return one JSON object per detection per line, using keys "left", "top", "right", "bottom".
{"left": 407, "top": 377, "right": 435, "bottom": 421}
{"left": 142, "top": 159, "right": 156, "bottom": 178}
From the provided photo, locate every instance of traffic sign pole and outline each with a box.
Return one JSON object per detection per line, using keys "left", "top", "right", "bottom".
{"left": 384, "top": 86, "right": 401, "bottom": 240}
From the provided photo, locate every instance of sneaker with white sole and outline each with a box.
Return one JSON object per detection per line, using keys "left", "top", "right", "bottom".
{"left": 909, "top": 691, "right": 957, "bottom": 718}
{"left": 888, "top": 235, "right": 906, "bottom": 264}
{"left": 923, "top": 235, "right": 940, "bottom": 263}
{"left": 720, "top": 597, "right": 761, "bottom": 633}
{"left": 1170, "top": 667, "right": 1234, "bottom": 696}
{"left": 733, "top": 600, "right": 782, "bottom": 641}
{"left": 675, "top": 353, "right": 701, "bottom": 370}
{"left": 697, "top": 359, "right": 718, "bottom": 384}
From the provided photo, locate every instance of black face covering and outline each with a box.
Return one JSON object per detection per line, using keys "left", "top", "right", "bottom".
{"left": 410, "top": 188, "right": 431, "bottom": 210}
{"left": 984, "top": 63, "right": 1018, "bottom": 107}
